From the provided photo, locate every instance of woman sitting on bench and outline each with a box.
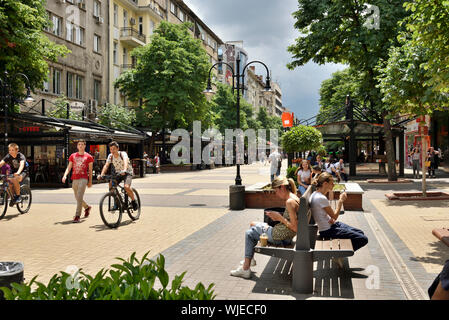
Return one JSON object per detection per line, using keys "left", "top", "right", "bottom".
{"left": 310, "top": 172, "right": 368, "bottom": 252}
{"left": 230, "top": 176, "right": 299, "bottom": 279}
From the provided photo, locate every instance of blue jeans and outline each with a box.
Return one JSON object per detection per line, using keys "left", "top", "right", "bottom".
{"left": 319, "top": 222, "right": 368, "bottom": 251}
{"left": 244, "top": 223, "right": 291, "bottom": 259}
{"left": 299, "top": 184, "right": 309, "bottom": 195}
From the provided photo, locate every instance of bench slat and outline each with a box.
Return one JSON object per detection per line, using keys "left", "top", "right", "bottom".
{"left": 332, "top": 239, "right": 340, "bottom": 250}
{"left": 432, "top": 228, "right": 449, "bottom": 248}
{"left": 338, "top": 239, "right": 353, "bottom": 250}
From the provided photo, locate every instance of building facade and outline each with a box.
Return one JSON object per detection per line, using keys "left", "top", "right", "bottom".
{"left": 38, "top": 0, "right": 109, "bottom": 116}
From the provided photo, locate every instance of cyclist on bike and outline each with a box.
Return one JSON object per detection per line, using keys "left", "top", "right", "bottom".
{"left": 0, "top": 143, "right": 28, "bottom": 205}
{"left": 99, "top": 141, "right": 138, "bottom": 211}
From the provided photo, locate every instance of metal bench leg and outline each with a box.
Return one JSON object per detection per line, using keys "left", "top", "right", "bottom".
{"left": 292, "top": 251, "right": 313, "bottom": 294}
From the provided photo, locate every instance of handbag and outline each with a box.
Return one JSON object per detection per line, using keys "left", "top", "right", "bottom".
{"left": 425, "top": 161, "right": 431, "bottom": 167}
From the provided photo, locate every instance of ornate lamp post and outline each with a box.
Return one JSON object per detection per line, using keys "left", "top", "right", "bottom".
{"left": 204, "top": 56, "right": 272, "bottom": 209}
{"left": 0, "top": 71, "right": 34, "bottom": 155}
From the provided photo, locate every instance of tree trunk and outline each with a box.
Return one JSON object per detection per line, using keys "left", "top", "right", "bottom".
{"left": 421, "top": 131, "right": 427, "bottom": 197}
{"left": 383, "top": 114, "right": 397, "bottom": 181}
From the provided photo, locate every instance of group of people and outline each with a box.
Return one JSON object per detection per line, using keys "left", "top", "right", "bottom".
{"left": 409, "top": 145, "right": 443, "bottom": 179}
{"left": 143, "top": 152, "right": 160, "bottom": 174}
{"left": 0, "top": 140, "right": 140, "bottom": 224}
{"left": 230, "top": 172, "right": 368, "bottom": 279}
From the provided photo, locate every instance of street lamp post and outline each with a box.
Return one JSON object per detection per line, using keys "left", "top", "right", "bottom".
{"left": 204, "top": 56, "right": 272, "bottom": 210}
{"left": 204, "top": 56, "right": 273, "bottom": 186}
{"left": 0, "top": 71, "right": 35, "bottom": 155}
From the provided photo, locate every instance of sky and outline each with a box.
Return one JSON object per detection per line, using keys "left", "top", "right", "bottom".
{"left": 183, "top": 0, "right": 346, "bottom": 121}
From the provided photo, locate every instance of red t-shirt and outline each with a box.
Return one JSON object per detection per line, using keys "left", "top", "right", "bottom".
{"left": 69, "top": 152, "right": 94, "bottom": 180}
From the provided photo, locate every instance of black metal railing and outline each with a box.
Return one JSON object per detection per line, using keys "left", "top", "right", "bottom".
{"left": 120, "top": 28, "right": 146, "bottom": 43}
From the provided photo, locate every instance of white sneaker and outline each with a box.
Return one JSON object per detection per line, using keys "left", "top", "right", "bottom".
{"left": 230, "top": 266, "right": 251, "bottom": 279}
{"left": 240, "top": 259, "right": 256, "bottom": 266}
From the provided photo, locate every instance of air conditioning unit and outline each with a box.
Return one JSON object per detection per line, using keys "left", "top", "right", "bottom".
{"left": 130, "top": 18, "right": 136, "bottom": 25}
{"left": 94, "top": 16, "right": 104, "bottom": 24}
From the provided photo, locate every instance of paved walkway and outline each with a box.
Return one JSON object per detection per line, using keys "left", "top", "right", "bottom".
{"left": 1, "top": 161, "right": 448, "bottom": 299}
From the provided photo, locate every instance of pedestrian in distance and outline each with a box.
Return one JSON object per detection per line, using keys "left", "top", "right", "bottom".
{"left": 268, "top": 149, "right": 282, "bottom": 182}
{"left": 62, "top": 140, "right": 93, "bottom": 223}
{"left": 334, "top": 158, "right": 348, "bottom": 183}
{"left": 230, "top": 176, "right": 299, "bottom": 279}
{"left": 410, "top": 146, "right": 420, "bottom": 179}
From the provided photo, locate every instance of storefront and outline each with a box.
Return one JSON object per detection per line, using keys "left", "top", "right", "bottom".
{"left": 1, "top": 113, "right": 147, "bottom": 187}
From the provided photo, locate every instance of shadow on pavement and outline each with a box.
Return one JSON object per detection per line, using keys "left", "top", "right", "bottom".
{"left": 251, "top": 256, "right": 367, "bottom": 299}
{"left": 89, "top": 219, "right": 135, "bottom": 232}
{"left": 410, "top": 240, "right": 449, "bottom": 266}
{"left": 0, "top": 212, "right": 21, "bottom": 222}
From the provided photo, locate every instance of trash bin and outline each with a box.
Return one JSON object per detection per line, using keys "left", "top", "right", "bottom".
{"left": 229, "top": 185, "right": 245, "bottom": 210}
{"left": 0, "top": 262, "right": 24, "bottom": 300}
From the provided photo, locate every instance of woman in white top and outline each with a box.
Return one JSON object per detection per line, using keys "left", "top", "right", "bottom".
{"left": 310, "top": 172, "right": 368, "bottom": 253}
{"left": 411, "top": 146, "right": 420, "bottom": 179}
{"left": 297, "top": 160, "right": 312, "bottom": 195}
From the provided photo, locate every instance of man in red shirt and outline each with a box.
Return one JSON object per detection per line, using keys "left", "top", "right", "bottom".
{"left": 62, "top": 140, "right": 93, "bottom": 223}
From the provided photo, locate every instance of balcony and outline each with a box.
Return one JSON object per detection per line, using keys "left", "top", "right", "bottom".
{"left": 139, "top": 1, "right": 165, "bottom": 20}
{"left": 120, "top": 28, "right": 146, "bottom": 47}
{"left": 120, "top": 64, "right": 135, "bottom": 74}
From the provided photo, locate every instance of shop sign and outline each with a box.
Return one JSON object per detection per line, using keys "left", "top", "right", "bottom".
{"left": 18, "top": 126, "right": 40, "bottom": 133}
{"left": 70, "top": 101, "right": 85, "bottom": 111}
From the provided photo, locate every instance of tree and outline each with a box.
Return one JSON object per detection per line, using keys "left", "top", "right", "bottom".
{"left": 377, "top": 34, "right": 449, "bottom": 194}
{"left": 403, "top": 0, "right": 449, "bottom": 94}
{"left": 281, "top": 125, "right": 322, "bottom": 154}
{"left": 46, "top": 95, "right": 81, "bottom": 120}
{"left": 115, "top": 21, "right": 211, "bottom": 131}
{"left": 287, "top": 0, "right": 410, "bottom": 181}
{"left": 0, "top": 0, "right": 69, "bottom": 96}
{"left": 97, "top": 103, "right": 137, "bottom": 130}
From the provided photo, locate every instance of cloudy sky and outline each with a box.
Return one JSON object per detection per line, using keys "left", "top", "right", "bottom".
{"left": 184, "top": 0, "right": 346, "bottom": 121}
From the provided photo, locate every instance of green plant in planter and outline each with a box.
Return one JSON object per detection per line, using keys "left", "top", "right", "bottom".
{"left": 0, "top": 252, "right": 215, "bottom": 300}
{"left": 286, "top": 167, "right": 299, "bottom": 187}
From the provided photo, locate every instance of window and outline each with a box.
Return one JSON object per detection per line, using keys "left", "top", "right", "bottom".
{"left": 123, "top": 47, "right": 127, "bottom": 64}
{"left": 43, "top": 72, "right": 50, "bottom": 93}
{"left": 123, "top": 10, "right": 128, "bottom": 28}
{"left": 94, "top": 34, "right": 101, "bottom": 53}
{"left": 113, "top": 4, "right": 118, "bottom": 26}
{"left": 75, "top": 26, "right": 84, "bottom": 46}
{"left": 75, "top": 75, "right": 83, "bottom": 99}
{"left": 66, "top": 22, "right": 74, "bottom": 42}
{"left": 93, "top": 80, "right": 101, "bottom": 102}
{"left": 170, "top": 2, "right": 176, "bottom": 14}
{"left": 114, "top": 88, "right": 118, "bottom": 105}
{"left": 113, "top": 42, "right": 118, "bottom": 64}
{"left": 149, "top": 20, "right": 155, "bottom": 35}
{"left": 53, "top": 69, "right": 61, "bottom": 94}
{"left": 94, "top": 0, "right": 101, "bottom": 17}
{"left": 67, "top": 72, "right": 74, "bottom": 98}
{"left": 52, "top": 15, "right": 62, "bottom": 37}
{"left": 178, "top": 10, "right": 184, "bottom": 21}
{"left": 138, "top": 17, "right": 143, "bottom": 35}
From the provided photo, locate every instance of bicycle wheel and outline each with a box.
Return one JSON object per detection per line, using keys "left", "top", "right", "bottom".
{"left": 126, "top": 188, "right": 141, "bottom": 221}
{"left": 0, "top": 191, "right": 8, "bottom": 220}
{"left": 16, "top": 185, "right": 32, "bottom": 214}
{"left": 99, "top": 192, "right": 122, "bottom": 228}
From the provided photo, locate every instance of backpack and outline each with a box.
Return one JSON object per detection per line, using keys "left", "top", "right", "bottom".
{"left": 277, "top": 157, "right": 282, "bottom": 169}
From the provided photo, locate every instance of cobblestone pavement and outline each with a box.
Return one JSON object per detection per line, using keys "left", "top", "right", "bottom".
{"left": 1, "top": 161, "right": 448, "bottom": 299}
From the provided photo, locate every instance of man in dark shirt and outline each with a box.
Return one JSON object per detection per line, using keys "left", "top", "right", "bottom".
{"left": 0, "top": 143, "right": 28, "bottom": 205}
{"left": 429, "top": 260, "right": 449, "bottom": 300}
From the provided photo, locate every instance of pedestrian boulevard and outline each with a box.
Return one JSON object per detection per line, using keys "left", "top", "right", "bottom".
{"left": 1, "top": 161, "right": 448, "bottom": 299}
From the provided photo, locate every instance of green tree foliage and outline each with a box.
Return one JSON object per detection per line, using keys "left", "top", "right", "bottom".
{"left": 287, "top": 0, "right": 409, "bottom": 180}
{"left": 403, "top": 0, "right": 449, "bottom": 94}
{"left": 46, "top": 95, "right": 82, "bottom": 120}
{"left": 97, "top": 103, "right": 137, "bottom": 130}
{"left": 281, "top": 125, "right": 322, "bottom": 154}
{"left": 115, "top": 21, "right": 211, "bottom": 131}
{"left": 0, "top": 0, "right": 69, "bottom": 95}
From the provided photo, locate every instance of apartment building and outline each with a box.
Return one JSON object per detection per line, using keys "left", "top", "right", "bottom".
{"left": 271, "top": 81, "right": 283, "bottom": 117}
{"left": 246, "top": 66, "right": 271, "bottom": 117}
{"left": 109, "top": 0, "right": 166, "bottom": 106}
{"left": 39, "top": 0, "right": 109, "bottom": 115}
{"left": 167, "top": 0, "right": 223, "bottom": 69}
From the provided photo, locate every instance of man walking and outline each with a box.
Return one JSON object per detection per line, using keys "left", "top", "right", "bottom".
{"left": 62, "top": 140, "right": 93, "bottom": 223}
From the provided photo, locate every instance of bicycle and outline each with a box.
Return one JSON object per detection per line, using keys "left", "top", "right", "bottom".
{"left": 0, "top": 174, "right": 32, "bottom": 220}
{"left": 97, "top": 174, "right": 141, "bottom": 228}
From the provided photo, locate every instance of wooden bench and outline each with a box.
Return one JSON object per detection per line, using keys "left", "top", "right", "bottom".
{"left": 432, "top": 228, "right": 449, "bottom": 248}
{"left": 254, "top": 186, "right": 354, "bottom": 294}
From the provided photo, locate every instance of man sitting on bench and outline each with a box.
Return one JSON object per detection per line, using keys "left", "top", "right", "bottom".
{"left": 230, "top": 177, "right": 300, "bottom": 279}
{"left": 310, "top": 172, "right": 368, "bottom": 266}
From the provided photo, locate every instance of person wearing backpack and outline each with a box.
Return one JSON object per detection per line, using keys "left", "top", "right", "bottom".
{"left": 0, "top": 143, "right": 29, "bottom": 205}
{"left": 268, "top": 149, "right": 282, "bottom": 182}
{"left": 99, "top": 141, "right": 138, "bottom": 211}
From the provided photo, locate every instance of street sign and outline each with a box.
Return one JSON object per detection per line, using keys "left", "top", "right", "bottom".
{"left": 70, "top": 101, "right": 85, "bottom": 111}
{"left": 282, "top": 112, "right": 293, "bottom": 128}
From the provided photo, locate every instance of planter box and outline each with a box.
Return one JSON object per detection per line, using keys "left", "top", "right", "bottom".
{"left": 245, "top": 182, "right": 364, "bottom": 211}
{"left": 160, "top": 164, "right": 193, "bottom": 173}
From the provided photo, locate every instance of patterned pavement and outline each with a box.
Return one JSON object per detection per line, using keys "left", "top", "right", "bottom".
{"left": 1, "top": 161, "right": 448, "bottom": 299}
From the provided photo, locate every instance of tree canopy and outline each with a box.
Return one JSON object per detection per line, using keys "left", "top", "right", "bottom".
{"left": 281, "top": 125, "right": 322, "bottom": 154}
{"left": 115, "top": 21, "right": 211, "bottom": 131}
{"left": 0, "top": 0, "right": 69, "bottom": 95}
